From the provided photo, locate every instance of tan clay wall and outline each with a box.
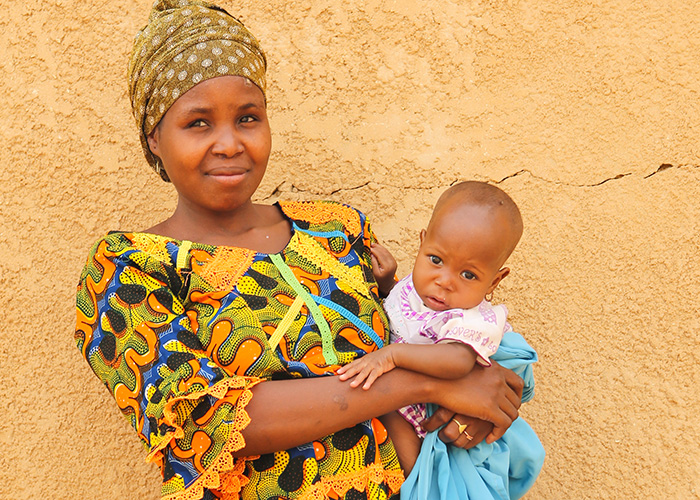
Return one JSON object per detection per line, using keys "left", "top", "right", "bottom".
{"left": 1, "top": 0, "right": 698, "bottom": 498}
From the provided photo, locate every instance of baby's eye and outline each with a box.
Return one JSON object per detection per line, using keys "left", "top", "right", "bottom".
{"left": 429, "top": 255, "right": 442, "bottom": 265}
{"left": 460, "top": 271, "right": 476, "bottom": 280}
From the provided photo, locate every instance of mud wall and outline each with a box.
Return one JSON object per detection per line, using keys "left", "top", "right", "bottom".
{"left": 1, "top": 0, "right": 698, "bottom": 498}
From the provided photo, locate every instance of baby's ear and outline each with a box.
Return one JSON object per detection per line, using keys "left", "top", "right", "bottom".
{"left": 488, "top": 267, "right": 510, "bottom": 293}
{"left": 419, "top": 229, "right": 426, "bottom": 244}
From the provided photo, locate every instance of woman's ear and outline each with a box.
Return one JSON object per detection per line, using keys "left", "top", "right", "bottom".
{"left": 487, "top": 267, "right": 510, "bottom": 295}
{"left": 147, "top": 128, "right": 160, "bottom": 157}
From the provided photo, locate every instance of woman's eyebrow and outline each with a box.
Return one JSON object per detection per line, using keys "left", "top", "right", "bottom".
{"left": 181, "top": 106, "right": 214, "bottom": 116}
{"left": 182, "top": 102, "right": 262, "bottom": 115}
{"left": 238, "top": 102, "right": 263, "bottom": 110}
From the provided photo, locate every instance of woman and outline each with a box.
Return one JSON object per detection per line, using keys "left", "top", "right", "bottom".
{"left": 75, "top": 1, "right": 524, "bottom": 499}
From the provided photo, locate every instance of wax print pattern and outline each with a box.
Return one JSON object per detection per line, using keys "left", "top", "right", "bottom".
{"left": 75, "top": 201, "right": 402, "bottom": 500}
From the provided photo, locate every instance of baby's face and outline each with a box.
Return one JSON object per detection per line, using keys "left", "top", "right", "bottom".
{"left": 412, "top": 205, "right": 511, "bottom": 311}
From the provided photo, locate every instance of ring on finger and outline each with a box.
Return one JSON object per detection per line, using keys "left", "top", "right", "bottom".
{"left": 451, "top": 418, "right": 467, "bottom": 434}
{"left": 451, "top": 418, "right": 474, "bottom": 440}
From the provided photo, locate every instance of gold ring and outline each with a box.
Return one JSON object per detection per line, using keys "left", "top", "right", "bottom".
{"left": 452, "top": 418, "right": 474, "bottom": 440}
{"left": 451, "top": 418, "right": 467, "bottom": 435}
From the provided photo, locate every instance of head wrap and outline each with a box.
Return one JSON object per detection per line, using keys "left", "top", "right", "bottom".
{"left": 128, "top": 0, "right": 267, "bottom": 181}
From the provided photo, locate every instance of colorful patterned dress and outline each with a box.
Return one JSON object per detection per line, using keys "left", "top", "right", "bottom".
{"left": 75, "top": 201, "right": 403, "bottom": 500}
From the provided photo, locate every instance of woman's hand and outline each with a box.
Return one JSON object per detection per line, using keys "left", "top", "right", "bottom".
{"left": 421, "top": 410, "right": 493, "bottom": 449}
{"left": 431, "top": 361, "right": 524, "bottom": 443}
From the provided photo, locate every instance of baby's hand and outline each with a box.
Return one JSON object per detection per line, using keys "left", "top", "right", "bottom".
{"left": 337, "top": 346, "right": 398, "bottom": 390}
{"left": 370, "top": 243, "right": 397, "bottom": 297}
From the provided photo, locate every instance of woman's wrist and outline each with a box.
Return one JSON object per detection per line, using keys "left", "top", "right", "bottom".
{"left": 403, "top": 368, "right": 439, "bottom": 407}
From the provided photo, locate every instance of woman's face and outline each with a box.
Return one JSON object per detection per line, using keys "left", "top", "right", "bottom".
{"left": 147, "top": 75, "right": 271, "bottom": 216}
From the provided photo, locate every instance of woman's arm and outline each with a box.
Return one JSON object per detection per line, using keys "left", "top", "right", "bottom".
{"left": 237, "top": 360, "right": 523, "bottom": 456}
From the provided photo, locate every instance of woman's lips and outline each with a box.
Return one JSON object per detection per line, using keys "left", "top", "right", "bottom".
{"left": 206, "top": 166, "right": 248, "bottom": 183}
{"left": 207, "top": 166, "right": 247, "bottom": 176}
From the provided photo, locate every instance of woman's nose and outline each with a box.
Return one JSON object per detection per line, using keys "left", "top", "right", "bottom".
{"left": 211, "top": 126, "right": 243, "bottom": 157}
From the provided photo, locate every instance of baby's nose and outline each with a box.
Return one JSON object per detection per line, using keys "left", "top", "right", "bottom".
{"left": 435, "top": 274, "right": 453, "bottom": 290}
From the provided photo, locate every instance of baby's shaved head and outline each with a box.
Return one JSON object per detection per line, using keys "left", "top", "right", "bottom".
{"left": 430, "top": 181, "right": 523, "bottom": 264}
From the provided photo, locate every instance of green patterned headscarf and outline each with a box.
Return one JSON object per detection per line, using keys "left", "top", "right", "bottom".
{"left": 128, "top": 0, "right": 267, "bottom": 181}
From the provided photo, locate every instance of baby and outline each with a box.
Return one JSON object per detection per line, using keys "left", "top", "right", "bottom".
{"left": 338, "top": 181, "right": 540, "bottom": 492}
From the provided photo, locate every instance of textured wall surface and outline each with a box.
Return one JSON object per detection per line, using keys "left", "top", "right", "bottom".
{"left": 1, "top": 0, "right": 699, "bottom": 498}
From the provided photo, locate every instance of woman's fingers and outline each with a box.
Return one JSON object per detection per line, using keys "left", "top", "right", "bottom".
{"left": 502, "top": 363, "right": 525, "bottom": 405}
{"left": 420, "top": 406, "right": 455, "bottom": 434}
{"left": 495, "top": 364, "right": 523, "bottom": 423}
{"left": 423, "top": 363, "right": 525, "bottom": 447}
{"left": 498, "top": 393, "right": 520, "bottom": 427}
{"left": 439, "top": 415, "right": 493, "bottom": 449}
{"left": 459, "top": 419, "right": 493, "bottom": 449}
{"left": 426, "top": 412, "right": 494, "bottom": 449}
{"left": 433, "top": 362, "right": 521, "bottom": 430}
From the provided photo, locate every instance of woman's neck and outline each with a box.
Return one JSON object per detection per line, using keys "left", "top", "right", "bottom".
{"left": 146, "top": 200, "right": 292, "bottom": 252}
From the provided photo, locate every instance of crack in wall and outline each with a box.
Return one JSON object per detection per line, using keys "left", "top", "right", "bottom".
{"left": 494, "top": 163, "right": 698, "bottom": 187}
{"left": 261, "top": 164, "right": 698, "bottom": 199}
{"left": 261, "top": 180, "right": 372, "bottom": 200}
{"left": 644, "top": 163, "right": 674, "bottom": 179}
{"left": 328, "top": 181, "right": 371, "bottom": 195}
{"left": 493, "top": 169, "right": 633, "bottom": 187}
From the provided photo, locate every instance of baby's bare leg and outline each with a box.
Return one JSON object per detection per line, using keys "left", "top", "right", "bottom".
{"left": 380, "top": 410, "right": 422, "bottom": 475}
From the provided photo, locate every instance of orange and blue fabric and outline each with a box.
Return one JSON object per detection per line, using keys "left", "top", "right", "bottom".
{"left": 75, "top": 200, "right": 403, "bottom": 499}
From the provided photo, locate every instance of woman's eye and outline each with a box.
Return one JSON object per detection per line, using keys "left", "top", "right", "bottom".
{"left": 189, "top": 119, "right": 206, "bottom": 128}
{"left": 460, "top": 271, "right": 476, "bottom": 280}
{"left": 429, "top": 255, "right": 442, "bottom": 265}
{"left": 240, "top": 115, "right": 257, "bottom": 123}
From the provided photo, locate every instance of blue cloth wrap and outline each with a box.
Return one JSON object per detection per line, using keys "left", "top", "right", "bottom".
{"left": 400, "top": 331, "right": 545, "bottom": 500}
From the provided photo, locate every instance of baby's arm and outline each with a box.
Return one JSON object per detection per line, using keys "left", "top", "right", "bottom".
{"left": 337, "top": 342, "right": 478, "bottom": 390}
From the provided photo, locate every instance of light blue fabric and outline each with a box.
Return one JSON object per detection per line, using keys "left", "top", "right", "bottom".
{"left": 400, "top": 331, "right": 545, "bottom": 500}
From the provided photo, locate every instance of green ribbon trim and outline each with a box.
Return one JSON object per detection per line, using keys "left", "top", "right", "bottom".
{"left": 269, "top": 253, "right": 339, "bottom": 366}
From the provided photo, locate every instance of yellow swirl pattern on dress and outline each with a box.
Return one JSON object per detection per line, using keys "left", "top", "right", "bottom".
{"left": 292, "top": 232, "right": 371, "bottom": 299}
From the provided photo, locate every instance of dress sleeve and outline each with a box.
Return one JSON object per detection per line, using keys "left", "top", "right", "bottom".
{"left": 431, "top": 303, "right": 510, "bottom": 366}
{"left": 75, "top": 235, "right": 262, "bottom": 500}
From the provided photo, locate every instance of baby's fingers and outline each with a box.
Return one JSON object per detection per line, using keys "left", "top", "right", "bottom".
{"left": 337, "top": 362, "right": 364, "bottom": 380}
{"left": 370, "top": 244, "right": 396, "bottom": 272}
{"left": 350, "top": 364, "right": 378, "bottom": 388}
{"left": 361, "top": 370, "right": 381, "bottom": 390}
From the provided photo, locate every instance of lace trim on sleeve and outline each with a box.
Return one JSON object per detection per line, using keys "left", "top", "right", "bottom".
{"left": 154, "top": 377, "right": 263, "bottom": 500}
